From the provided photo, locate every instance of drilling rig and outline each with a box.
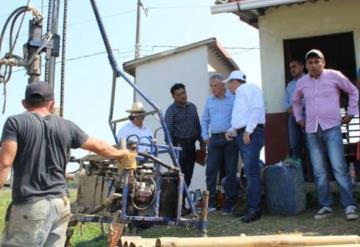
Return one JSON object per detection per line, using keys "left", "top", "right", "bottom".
{"left": 0, "top": 1, "right": 208, "bottom": 246}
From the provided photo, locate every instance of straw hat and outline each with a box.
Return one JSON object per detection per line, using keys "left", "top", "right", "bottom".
{"left": 125, "top": 102, "right": 146, "bottom": 113}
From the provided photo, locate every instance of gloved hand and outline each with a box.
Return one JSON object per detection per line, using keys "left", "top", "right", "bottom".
{"left": 117, "top": 150, "right": 137, "bottom": 170}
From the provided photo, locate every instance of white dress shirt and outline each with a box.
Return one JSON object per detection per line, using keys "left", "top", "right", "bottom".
{"left": 116, "top": 122, "right": 153, "bottom": 152}
{"left": 230, "top": 83, "right": 266, "bottom": 133}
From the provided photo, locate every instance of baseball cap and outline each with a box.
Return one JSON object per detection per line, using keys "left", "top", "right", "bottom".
{"left": 223, "top": 70, "right": 247, "bottom": 83}
{"left": 25, "top": 81, "right": 54, "bottom": 102}
{"left": 305, "top": 49, "right": 324, "bottom": 60}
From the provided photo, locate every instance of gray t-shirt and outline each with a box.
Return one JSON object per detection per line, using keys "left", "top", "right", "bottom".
{"left": 1, "top": 111, "right": 88, "bottom": 204}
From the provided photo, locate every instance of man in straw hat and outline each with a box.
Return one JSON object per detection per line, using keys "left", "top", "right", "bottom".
{"left": 117, "top": 102, "right": 153, "bottom": 153}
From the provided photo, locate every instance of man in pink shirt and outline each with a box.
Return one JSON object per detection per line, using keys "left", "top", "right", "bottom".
{"left": 293, "top": 49, "right": 359, "bottom": 221}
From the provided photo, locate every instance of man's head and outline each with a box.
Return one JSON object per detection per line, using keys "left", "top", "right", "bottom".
{"left": 170, "top": 83, "right": 187, "bottom": 105}
{"left": 209, "top": 73, "right": 226, "bottom": 98}
{"left": 305, "top": 49, "right": 325, "bottom": 79}
{"left": 126, "top": 102, "right": 146, "bottom": 127}
{"left": 289, "top": 59, "right": 304, "bottom": 79}
{"left": 22, "top": 81, "right": 54, "bottom": 110}
{"left": 223, "top": 70, "right": 246, "bottom": 93}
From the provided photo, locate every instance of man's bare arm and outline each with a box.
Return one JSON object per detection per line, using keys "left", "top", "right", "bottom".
{"left": 0, "top": 140, "right": 17, "bottom": 189}
{"left": 81, "top": 137, "right": 136, "bottom": 169}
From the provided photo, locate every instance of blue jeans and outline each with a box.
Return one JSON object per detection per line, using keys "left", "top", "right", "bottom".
{"left": 236, "top": 126, "right": 264, "bottom": 213}
{"left": 206, "top": 135, "right": 238, "bottom": 206}
{"left": 288, "top": 114, "right": 304, "bottom": 159}
{"left": 306, "top": 125, "right": 355, "bottom": 208}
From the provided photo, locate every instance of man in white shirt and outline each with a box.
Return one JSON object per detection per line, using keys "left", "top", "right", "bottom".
{"left": 117, "top": 102, "right": 153, "bottom": 153}
{"left": 224, "top": 70, "right": 265, "bottom": 223}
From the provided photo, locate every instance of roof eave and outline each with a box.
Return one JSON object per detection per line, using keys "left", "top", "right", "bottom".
{"left": 210, "top": 0, "right": 309, "bottom": 28}
{"left": 123, "top": 38, "right": 238, "bottom": 76}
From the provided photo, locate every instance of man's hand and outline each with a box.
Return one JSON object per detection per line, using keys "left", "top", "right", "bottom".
{"left": 200, "top": 141, "right": 207, "bottom": 151}
{"left": 342, "top": 114, "right": 353, "bottom": 125}
{"left": 225, "top": 133, "right": 234, "bottom": 141}
{"left": 287, "top": 106, "right": 293, "bottom": 115}
{"left": 117, "top": 150, "right": 137, "bottom": 170}
{"left": 243, "top": 132, "right": 251, "bottom": 145}
{"left": 297, "top": 119, "right": 306, "bottom": 129}
{"left": 203, "top": 138, "right": 209, "bottom": 146}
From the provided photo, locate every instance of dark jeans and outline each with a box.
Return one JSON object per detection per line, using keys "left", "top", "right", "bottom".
{"left": 174, "top": 138, "right": 196, "bottom": 187}
{"left": 288, "top": 114, "right": 305, "bottom": 159}
{"left": 236, "top": 126, "right": 264, "bottom": 213}
{"left": 206, "top": 135, "right": 238, "bottom": 206}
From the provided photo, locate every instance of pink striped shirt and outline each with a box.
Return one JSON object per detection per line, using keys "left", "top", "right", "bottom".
{"left": 292, "top": 69, "right": 359, "bottom": 133}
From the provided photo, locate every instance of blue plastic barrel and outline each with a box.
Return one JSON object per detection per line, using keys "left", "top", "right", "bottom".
{"left": 264, "top": 160, "right": 306, "bottom": 215}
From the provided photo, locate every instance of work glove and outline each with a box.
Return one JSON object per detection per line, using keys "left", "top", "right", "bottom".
{"left": 117, "top": 150, "right": 137, "bottom": 170}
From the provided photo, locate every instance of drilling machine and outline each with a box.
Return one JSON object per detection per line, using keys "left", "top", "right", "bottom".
{"left": 0, "top": 1, "right": 208, "bottom": 246}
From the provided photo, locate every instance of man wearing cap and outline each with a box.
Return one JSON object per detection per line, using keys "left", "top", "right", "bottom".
{"left": 293, "top": 49, "right": 359, "bottom": 220}
{"left": 117, "top": 102, "right": 153, "bottom": 153}
{"left": 283, "top": 59, "right": 305, "bottom": 159}
{"left": 225, "top": 70, "right": 265, "bottom": 223}
{"left": 201, "top": 73, "right": 238, "bottom": 214}
{"left": 165, "top": 83, "right": 205, "bottom": 188}
{"left": 0, "top": 81, "right": 136, "bottom": 246}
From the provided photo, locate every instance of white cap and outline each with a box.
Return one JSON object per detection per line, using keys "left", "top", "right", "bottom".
{"left": 305, "top": 49, "right": 324, "bottom": 60}
{"left": 223, "top": 70, "right": 247, "bottom": 83}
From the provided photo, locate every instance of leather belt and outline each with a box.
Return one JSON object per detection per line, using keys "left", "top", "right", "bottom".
{"left": 211, "top": 132, "right": 226, "bottom": 137}
{"left": 236, "top": 124, "right": 264, "bottom": 134}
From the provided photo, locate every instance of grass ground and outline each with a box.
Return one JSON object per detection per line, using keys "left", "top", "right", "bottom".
{"left": 1, "top": 189, "right": 360, "bottom": 246}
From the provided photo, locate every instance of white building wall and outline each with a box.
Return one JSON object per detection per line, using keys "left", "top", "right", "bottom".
{"left": 258, "top": 0, "right": 360, "bottom": 113}
{"left": 134, "top": 47, "right": 209, "bottom": 191}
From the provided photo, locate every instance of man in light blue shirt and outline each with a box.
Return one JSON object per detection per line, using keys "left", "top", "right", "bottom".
{"left": 283, "top": 59, "right": 304, "bottom": 159}
{"left": 201, "top": 73, "right": 238, "bottom": 214}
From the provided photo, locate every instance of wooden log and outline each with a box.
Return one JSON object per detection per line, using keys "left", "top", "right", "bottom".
{"left": 155, "top": 235, "right": 360, "bottom": 247}
{"left": 120, "top": 237, "right": 156, "bottom": 247}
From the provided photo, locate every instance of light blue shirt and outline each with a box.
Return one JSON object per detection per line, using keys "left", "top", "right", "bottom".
{"left": 201, "top": 90, "right": 234, "bottom": 140}
{"left": 284, "top": 79, "right": 297, "bottom": 110}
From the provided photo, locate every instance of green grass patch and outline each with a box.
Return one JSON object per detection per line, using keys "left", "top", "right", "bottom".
{"left": 1, "top": 188, "right": 360, "bottom": 247}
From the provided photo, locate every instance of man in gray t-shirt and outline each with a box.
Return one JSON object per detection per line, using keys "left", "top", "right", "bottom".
{"left": 0, "top": 81, "right": 136, "bottom": 247}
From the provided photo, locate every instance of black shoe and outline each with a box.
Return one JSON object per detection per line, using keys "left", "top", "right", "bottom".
{"left": 181, "top": 207, "right": 191, "bottom": 216}
{"left": 240, "top": 211, "right": 261, "bottom": 223}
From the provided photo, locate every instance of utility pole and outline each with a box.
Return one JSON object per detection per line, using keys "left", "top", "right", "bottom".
{"left": 133, "top": 0, "right": 147, "bottom": 102}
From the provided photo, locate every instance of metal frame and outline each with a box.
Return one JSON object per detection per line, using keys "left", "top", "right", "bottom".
{"left": 85, "top": 0, "right": 207, "bottom": 234}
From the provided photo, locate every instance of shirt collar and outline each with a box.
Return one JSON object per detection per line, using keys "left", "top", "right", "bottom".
{"left": 174, "top": 101, "right": 189, "bottom": 108}
{"left": 129, "top": 122, "right": 145, "bottom": 130}
{"left": 212, "top": 89, "right": 232, "bottom": 100}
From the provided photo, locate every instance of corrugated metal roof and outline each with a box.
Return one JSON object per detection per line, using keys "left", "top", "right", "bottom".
{"left": 211, "top": 0, "right": 316, "bottom": 28}
{"left": 123, "top": 38, "right": 238, "bottom": 76}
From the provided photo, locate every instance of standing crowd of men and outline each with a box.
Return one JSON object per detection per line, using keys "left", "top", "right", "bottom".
{"left": 0, "top": 48, "right": 359, "bottom": 246}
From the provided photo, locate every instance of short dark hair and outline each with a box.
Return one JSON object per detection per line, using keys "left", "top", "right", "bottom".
{"left": 170, "top": 83, "right": 185, "bottom": 95}
{"left": 24, "top": 100, "right": 51, "bottom": 108}
{"left": 289, "top": 59, "right": 304, "bottom": 66}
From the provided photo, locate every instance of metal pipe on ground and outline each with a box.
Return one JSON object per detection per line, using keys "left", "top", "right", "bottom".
{"left": 155, "top": 235, "right": 360, "bottom": 247}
